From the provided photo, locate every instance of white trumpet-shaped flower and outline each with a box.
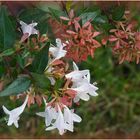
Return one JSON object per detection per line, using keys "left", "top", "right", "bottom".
{"left": 2, "top": 95, "right": 29, "bottom": 128}
{"left": 72, "top": 82, "right": 98, "bottom": 102}
{"left": 49, "top": 38, "right": 67, "bottom": 61}
{"left": 36, "top": 99, "right": 58, "bottom": 127}
{"left": 45, "top": 39, "right": 67, "bottom": 85}
{"left": 45, "top": 104, "right": 81, "bottom": 135}
{"left": 20, "top": 21, "right": 38, "bottom": 36}
{"left": 45, "top": 104, "right": 66, "bottom": 135}
{"left": 37, "top": 98, "right": 82, "bottom": 135}
{"left": 20, "top": 21, "right": 38, "bottom": 42}
{"left": 66, "top": 62, "right": 98, "bottom": 102}
{"left": 63, "top": 105, "right": 82, "bottom": 127}
{"left": 65, "top": 62, "right": 90, "bottom": 84}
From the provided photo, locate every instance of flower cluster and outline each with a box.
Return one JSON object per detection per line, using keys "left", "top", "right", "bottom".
{"left": 2, "top": 21, "right": 98, "bottom": 135}
{"left": 109, "top": 21, "right": 140, "bottom": 64}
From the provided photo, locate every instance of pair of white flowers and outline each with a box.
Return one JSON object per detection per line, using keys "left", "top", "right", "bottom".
{"left": 36, "top": 98, "right": 82, "bottom": 135}
{"left": 65, "top": 62, "right": 98, "bottom": 102}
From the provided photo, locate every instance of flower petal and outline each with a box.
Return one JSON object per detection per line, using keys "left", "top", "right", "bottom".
{"left": 2, "top": 106, "right": 10, "bottom": 115}
{"left": 72, "top": 113, "right": 82, "bottom": 123}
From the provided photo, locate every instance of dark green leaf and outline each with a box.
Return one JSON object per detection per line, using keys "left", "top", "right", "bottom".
{"left": 112, "top": 6, "right": 125, "bottom": 21}
{"left": 31, "top": 44, "right": 49, "bottom": 74}
{"left": 16, "top": 54, "right": 25, "bottom": 69}
{"left": 31, "top": 72, "right": 51, "bottom": 89}
{"left": 0, "top": 6, "right": 16, "bottom": 50}
{"left": 54, "top": 78, "right": 65, "bottom": 91}
{"left": 0, "top": 76, "right": 31, "bottom": 97}
{"left": 0, "top": 48, "right": 15, "bottom": 57}
{"left": 0, "top": 63, "right": 5, "bottom": 77}
{"left": 18, "top": 8, "right": 47, "bottom": 22}
{"left": 79, "top": 7, "right": 101, "bottom": 25}
{"left": 48, "top": 7, "right": 66, "bottom": 21}
{"left": 93, "top": 15, "right": 108, "bottom": 24}
{"left": 37, "top": 2, "right": 62, "bottom": 12}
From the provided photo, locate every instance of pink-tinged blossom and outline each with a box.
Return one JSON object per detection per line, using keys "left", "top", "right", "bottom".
{"left": 20, "top": 21, "right": 38, "bottom": 42}
{"left": 49, "top": 38, "right": 67, "bottom": 61}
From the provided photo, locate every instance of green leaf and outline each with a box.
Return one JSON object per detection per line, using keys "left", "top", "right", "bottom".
{"left": 48, "top": 7, "right": 66, "bottom": 21}
{"left": 93, "top": 15, "right": 108, "bottom": 24}
{"left": 31, "top": 44, "right": 49, "bottom": 74}
{"left": 37, "top": 2, "right": 62, "bottom": 13}
{"left": 0, "top": 62, "right": 5, "bottom": 77}
{"left": 0, "top": 6, "right": 16, "bottom": 50}
{"left": 31, "top": 72, "right": 51, "bottom": 89}
{"left": 16, "top": 54, "right": 25, "bottom": 69}
{"left": 0, "top": 48, "right": 15, "bottom": 57}
{"left": 54, "top": 78, "right": 65, "bottom": 91}
{"left": 18, "top": 8, "right": 47, "bottom": 22}
{"left": 79, "top": 8, "right": 101, "bottom": 25}
{"left": 0, "top": 76, "right": 31, "bottom": 97}
{"left": 112, "top": 6, "right": 125, "bottom": 21}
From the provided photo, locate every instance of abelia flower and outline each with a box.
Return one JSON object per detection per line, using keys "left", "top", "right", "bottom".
{"left": 66, "top": 62, "right": 98, "bottom": 102}
{"left": 72, "top": 82, "right": 98, "bottom": 102}
{"left": 37, "top": 98, "right": 81, "bottom": 135}
{"left": 65, "top": 69, "right": 90, "bottom": 83}
{"left": 49, "top": 38, "right": 67, "bottom": 62}
{"left": 37, "top": 105, "right": 58, "bottom": 127}
{"left": 65, "top": 62, "right": 90, "bottom": 84}
{"left": 45, "top": 38, "right": 67, "bottom": 85}
{"left": 64, "top": 105, "right": 82, "bottom": 125}
{"left": 45, "top": 104, "right": 70, "bottom": 135}
{"left": 2, "top": 95, "right": 29, "bottom": 128}
{"left": 20, "top": 21, "right": 38, "bottom": 42}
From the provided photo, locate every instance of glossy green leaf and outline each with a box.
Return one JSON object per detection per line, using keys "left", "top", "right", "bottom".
{"left": 93, "top": 15, "right": 108, "bottom": 24}
{"left": 31, "top": 72, "right": 51, "bottom": 89}
{"left": 37, "top": 2, "right": 62, "bottom": 12}
{"left": 0, "top": 6, "right": 16, "bottom": 50}
{"left": 18, "top": 8, "right": 47, "bottom": 22}
{"left": 31, "top": 44, "right": 49, "bottom": 74}
{"left": 79, "top": 7, "right": 101, "bottom": 25}
{"left": 112, "top": 6, "right": 125, "bottom": 21}
{"left": 0, "top": 76, "right": 31, "bottom": 97}
{"left": 0, "top": 48, "right": 15, "bottom": 57}
{"left": 48, "top": 7, "right": 66, "bottom": 21}
{"left": 54, "top": 78, "right": 65, "bottom": 91}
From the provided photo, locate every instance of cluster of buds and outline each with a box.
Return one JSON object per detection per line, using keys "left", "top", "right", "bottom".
{"left": 2, "top": 21, "right": 98, "bottom": 135}
{"left": 108, "top": 21, "right": 140, "bottom": 64}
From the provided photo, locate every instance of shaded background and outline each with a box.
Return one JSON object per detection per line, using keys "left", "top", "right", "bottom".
{"left": 0, "top": 1, "right": 140, "bottom": 138}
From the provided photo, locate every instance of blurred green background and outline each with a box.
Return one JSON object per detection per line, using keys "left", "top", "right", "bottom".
{"left": 0, "top": 1, "right": 140, "bottom": 138}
